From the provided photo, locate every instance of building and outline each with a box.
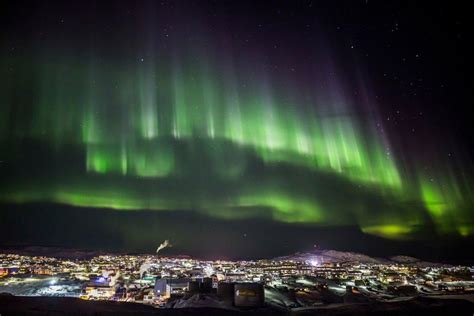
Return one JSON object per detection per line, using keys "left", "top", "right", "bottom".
{"left": 188, "top": 277, "right": 213, "bottom": 294}
{"left": 154, "top": 278, "right": 190, "bottom": 297}
{"left": 84, "top": 284, "right": 115, "bottom": 299}
{"left": 217, "top": 282, "right": 235, "bottom": 301}
{"left": 154, "top": 279, "right": 168, "bottom": 297}
{"left": 234, "top": 283, "right": 264, "bottom": 307}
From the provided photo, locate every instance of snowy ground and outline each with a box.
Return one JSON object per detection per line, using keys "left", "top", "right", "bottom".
{"left": 0, "top": 276, "right": 83, "bottom": 297}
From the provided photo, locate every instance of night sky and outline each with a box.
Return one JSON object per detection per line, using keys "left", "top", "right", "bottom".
{"left": 1, "top": 1, "right": 473, "bottom": 261}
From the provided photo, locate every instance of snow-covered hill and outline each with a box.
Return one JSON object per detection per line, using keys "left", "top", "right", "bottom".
{"left": 274, "top": 250, "right": 448, "bottom": 266}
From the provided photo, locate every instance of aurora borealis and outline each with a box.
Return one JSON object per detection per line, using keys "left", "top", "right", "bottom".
{"left": 1, "top": 1, "right": 473, "bottom": 258}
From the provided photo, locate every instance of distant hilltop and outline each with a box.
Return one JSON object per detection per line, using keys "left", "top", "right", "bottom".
{"left": 273, "top": 249, "right": 450, "bottom": 267}
{"left": 0, "top": 246, "right": 107, "bottom": 260}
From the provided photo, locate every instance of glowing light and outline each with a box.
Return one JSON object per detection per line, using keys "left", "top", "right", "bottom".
{"left": 0, "top": 23, "right": 472, "bottom": 241}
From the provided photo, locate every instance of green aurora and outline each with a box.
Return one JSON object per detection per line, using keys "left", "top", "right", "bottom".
{"left": 1, "top": 23, "right": 473, "bottom": 241}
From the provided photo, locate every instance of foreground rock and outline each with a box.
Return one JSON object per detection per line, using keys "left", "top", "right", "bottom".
{"left": 1, "top": 294, "right": 473, "bottom": 315}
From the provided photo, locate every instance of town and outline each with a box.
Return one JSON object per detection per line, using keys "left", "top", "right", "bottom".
{"left": 1, "top": 251, "right": 473, "bottom": 311}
